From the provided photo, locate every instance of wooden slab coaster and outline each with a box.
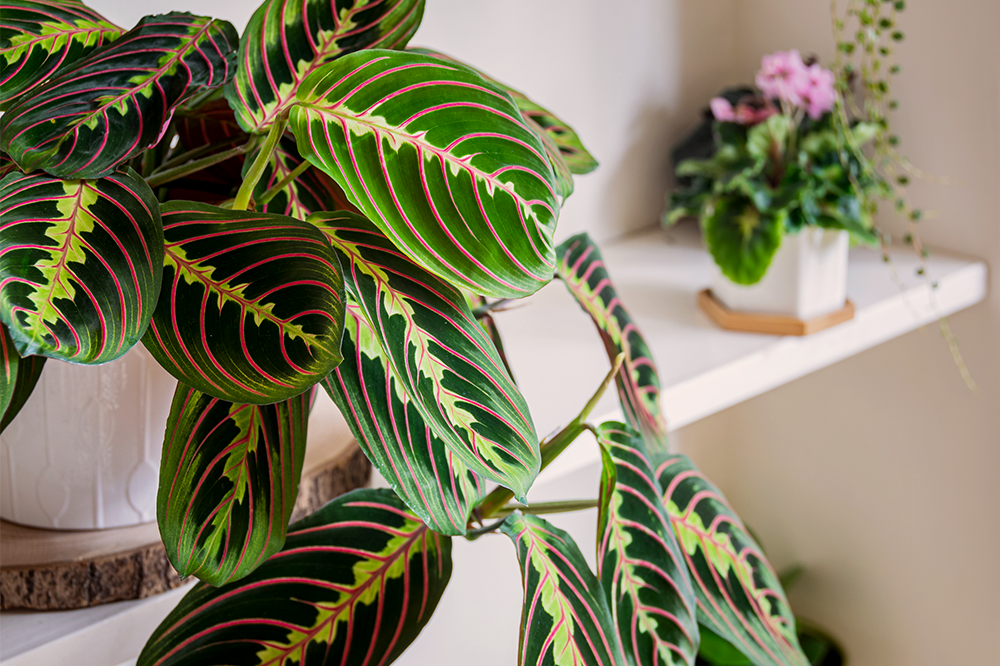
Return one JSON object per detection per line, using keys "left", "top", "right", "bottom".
{"left": 698, "top": 289, "right": 855, "bottom": 336}
{"left": 0, "top": 437, "right": 370, "bottom": 611}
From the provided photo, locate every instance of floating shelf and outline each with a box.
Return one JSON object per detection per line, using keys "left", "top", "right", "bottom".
{"left": 0, "top": 224, "right": 987, "bottom": 666}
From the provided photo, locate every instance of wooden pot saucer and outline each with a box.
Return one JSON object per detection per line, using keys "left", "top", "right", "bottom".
{"left": 1, "top": 408, "right": 371, "bottom": 611}
{"left": 698, "top": 289, "right": 855, "bottom": 336}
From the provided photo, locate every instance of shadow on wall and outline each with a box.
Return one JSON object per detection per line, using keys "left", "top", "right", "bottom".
{"left": 601, "top": 0, "right": 741, "bottom": 239}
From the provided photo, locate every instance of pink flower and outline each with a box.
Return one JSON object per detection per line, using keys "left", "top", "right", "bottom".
{"left": 710, "top": 97, "right": 735, "bottom": 122}
{"left": 735, "top": 101, "right": 777, "bottom": 125}
{"left": 796, "top": 63, "right": 837, "bottom": 119}
{"left": 755, "top": 50, "right": 808, "bottom": 105}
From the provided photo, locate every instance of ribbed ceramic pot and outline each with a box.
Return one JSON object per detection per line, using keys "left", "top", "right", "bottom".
{"left": 0, "top": 344, "right": 177, "bottom": 529}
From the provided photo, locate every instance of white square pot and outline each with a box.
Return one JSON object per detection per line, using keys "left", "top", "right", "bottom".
{"left": 710, "top": 228, "right": 849, "bottom": 320}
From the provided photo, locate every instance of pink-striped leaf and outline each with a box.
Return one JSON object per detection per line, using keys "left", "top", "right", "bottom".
{"left": 309, "top": 210, "right": 540, "bottom": 500}
{"left": 321, "top": 300, "right": 485, "bottom": 535}
{"left": 139, "top": 488, "right": 451, "bottom": 666}
{"left": 512, "top": 91, "right": 598, "bottom": 176}
{"left": 557, "top": 233, "right": 669, "bottom": 451}
{"left": 596, "top": 422, "right": 699, "bottom": 666}
{"left": 0, "top": 168, "right": 163, "bottom": 363}
{"left": 654, "top": 454, "right": 808, "bottom": 666}
{"left": 0, "top": 12, "right": 238, "bottom": 178}
{"left": 408, "top": 48, "right": 595, "bottom": 198}
{"left": 291, "top": 49, "right": 560, "bottom": 299}
{"left": 157, "top": 383, "right": 309, "bottom": 586}
{"left": 250, "top": 135, "right": 359, "bottom": 220}
{"left": 502, "top": 511, "right": 627, "bottom": 666}
{"left": 142, "top": 201, "right": 346, "bottom": 405}
{"left": 1, "top": 322, "right": 45, "bottom": 432}
{"left": 0, "top": 0, "right": 123, "bottom": 108}
{"left": 226, "top": 0, "right": 424, "bottom": 133}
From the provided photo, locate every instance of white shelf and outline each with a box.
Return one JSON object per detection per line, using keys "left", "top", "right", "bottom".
{"left": 501, "top": 224, "right": 988, "bottom": 483}
{"left": 0, "top": 224, "right": 987, "bottom": 666}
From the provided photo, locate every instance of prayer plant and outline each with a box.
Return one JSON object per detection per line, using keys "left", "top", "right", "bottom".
{"left": 0, "top": 2, "right": 818, "bottom": 665}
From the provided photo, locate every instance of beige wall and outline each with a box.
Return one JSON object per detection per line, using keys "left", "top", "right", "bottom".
{"left": 676, "top": 2, "right": 1000, "bottom": 665}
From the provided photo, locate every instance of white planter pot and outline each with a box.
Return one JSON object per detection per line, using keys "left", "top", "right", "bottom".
{"left": 0, "top": 344, "right": 177, "bottom": 529}
{"left": 711, "top": 228, "right": 849, "bottom": 320}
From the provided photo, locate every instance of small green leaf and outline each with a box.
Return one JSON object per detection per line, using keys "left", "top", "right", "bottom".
{"left": 702, "top": 196, "right": 785, "bottom": 285}
{"left": 654, "top": 453, "right": 808, "bottom": 666}
{"left": 556, "top": 233, "right": 670, "bottom": 451}
{"left": 1, "top": 322, "right": 46, "bottom": 432}
{"left": 158, "top": 384, "right": 309, "bottom": 585}
{"left": 596, "top": 423, "right": 700, "bottom": 666}
{"left": 502, "top": 511, "right": 627, "bottom": 666}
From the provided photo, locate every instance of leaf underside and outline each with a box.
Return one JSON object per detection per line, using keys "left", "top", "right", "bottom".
{"left": 1, "top": 12, "right": 239, "bottom": 178}
{"left": 0, "top": 0, "right": 123, "bottom": 108}
{"left": 140, "top": 488, "right": 452, "bottom": 666}
{"left": 654, "top": 453, "right": 808, "bottom": 666}
{"left": 226, "top": 0, "right": 425, "bottom": 133}
{"left": 310, "top": 210, "right": 539, "bottom": 501}
{"left": 556, "top": 233, "right": 670, "bottom": 451}
{"left": 291, "top": 49, "right": 560, "bottom": 300}
{"left": 596, "top": 422, "right": 700, "bottom": 666}
{"left": 143, "top": 201, "right": 346, "bottom": 405}
{"left": 158, "top": 384, "right": 309, "bottom": 586}
{"left": 502, "top": 511, "right": 626, "bottom": 666}
{"left": 0, "top": 168, "right": 163, "bottom": 363}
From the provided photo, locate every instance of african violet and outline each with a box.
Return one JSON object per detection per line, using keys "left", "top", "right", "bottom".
{"left": 1, "top": 1, "right": 817, "bottom": 664}
{"left": 666, "top": 50, "right": 889, "bottom": 286}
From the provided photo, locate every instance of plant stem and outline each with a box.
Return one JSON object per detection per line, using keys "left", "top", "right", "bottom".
{"left": 257, "top": 159, "right": 311, "bottom": 206}
{"left": 490, "top": 499, "right": 599, "bottom": 519}
{"left": 477, "top": 353, "right": 624, "bottom": 518}
{"left": 145, "top": 139, "right": 259, "bottom": 189}
{"left": 153, "top": 137, "right": 244, "bottom": 174}
{"left": 232, "top": 111, "right": 289, "bottom": 211}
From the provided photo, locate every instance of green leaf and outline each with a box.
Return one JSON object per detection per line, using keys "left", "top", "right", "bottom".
{"left": 746, "top": 115, "right": 790, "bottom": 165}
{"left": 556, "top": 233, "right": 670, "bottom": 451}
{"left": 511, "top": 89, "right": 598, "bottom": 177}
{"left": 702, "top": 196, "right": 785, "bottom": 286}
{"left": 158, "top": 384, "right": 308, "bottom": 585}
{"left": 142, "top": 201, "right": 346, "bottom": 405}
{"left": 321, "top": 300, "right": 486, "bottom": 536}
{"left": 291, "top": 49, "right": 560, "bottom": 300}
{"left": 654, "top": 454, "right": 807, "bottom": 666}
{"left": 596, "top": 423, "right": 700, "bottom": 666}
{"left": 226, "top": 0, "right": 424, "bottom": 134}
{"left": 251, "top": 135, "right": 358, "bottom": 220}
{"left": 310, "top": 211, "right": 540, "bottom": 500}
{"left": 0, "top": 12, "right": 239, "bottom": 178}
{"left": 139, "top": 487, "right": 451, "bottom": 666}
{"left": 502, "top": 511, "right": 627, "bottom": 666}
{"left": 0, "top": 168, "right": 163, "bottom": 363}
{"left": 1, "top": 322, "right": 45, "bottom": 431}
{"left": 407, "top": 48, "right": 594, "bottom": 196}
{"left": 0, "top": 0, "right": 123, "bottom": 108}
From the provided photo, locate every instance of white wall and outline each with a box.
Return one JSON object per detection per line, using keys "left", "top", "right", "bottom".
{"left": 676, "top": 2, "right": 1000, "bottom": 665}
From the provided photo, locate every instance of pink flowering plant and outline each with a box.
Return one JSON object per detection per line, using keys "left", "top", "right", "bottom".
{"left": 666, "top": 50, "right": 889, "bottom": 285}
